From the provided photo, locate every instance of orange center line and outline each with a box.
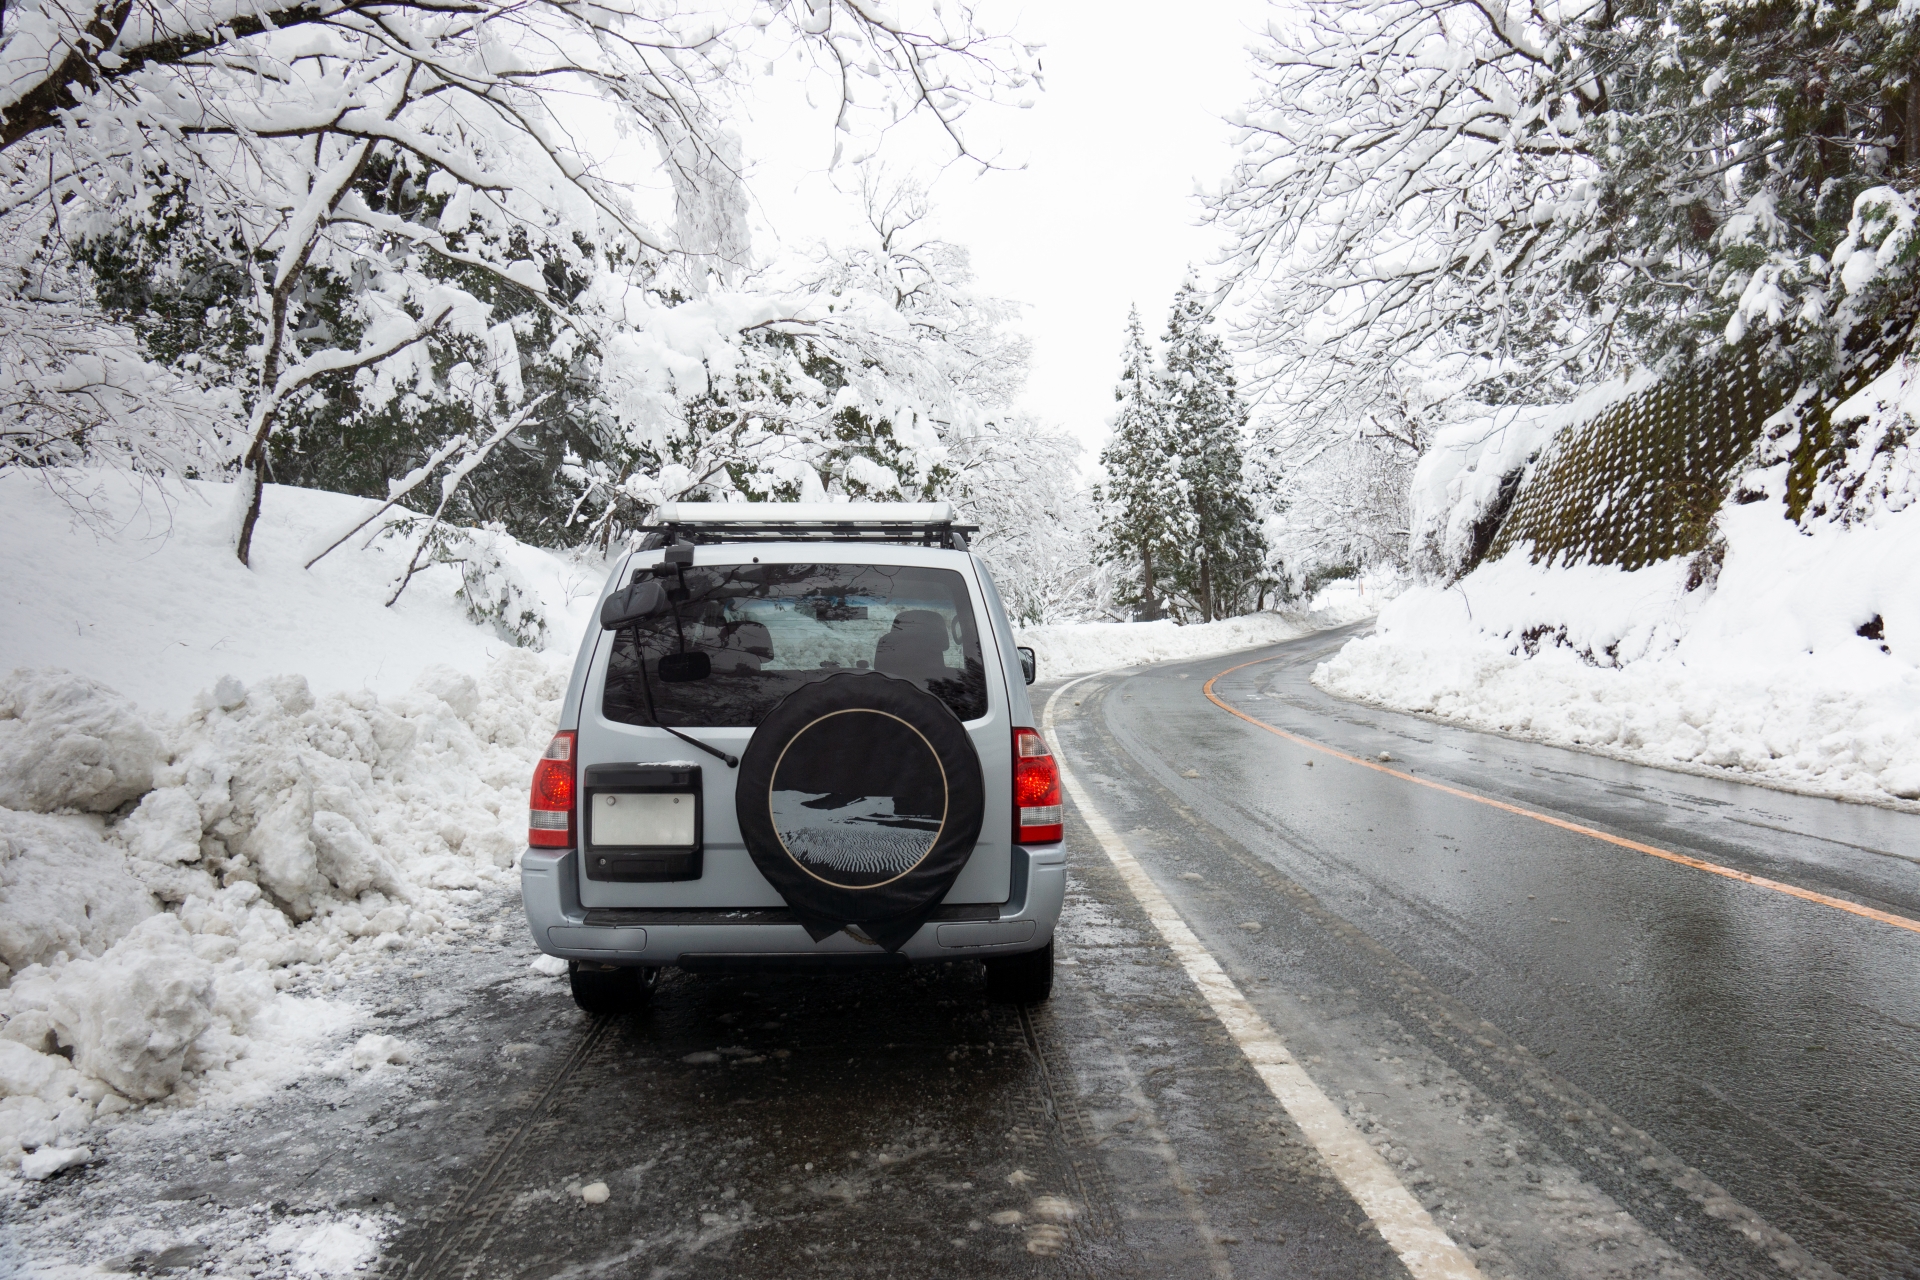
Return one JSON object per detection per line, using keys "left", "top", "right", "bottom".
{"left": 1200, "top": 655, "right": 1920, "bottom": 938}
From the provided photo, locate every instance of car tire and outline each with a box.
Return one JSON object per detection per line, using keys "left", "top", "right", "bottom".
{"left": 568, "top": 961, "right": 660, "bottom": 1016}
{"left": 985, "top": 941, "right": 1054, "bottom": 1005}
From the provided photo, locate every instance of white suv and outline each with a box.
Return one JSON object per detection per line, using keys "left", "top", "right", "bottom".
{"left": 521, "top": 502, "right": 1065, "bottom": 1014}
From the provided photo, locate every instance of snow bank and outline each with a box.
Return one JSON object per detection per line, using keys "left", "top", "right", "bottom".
{"left": 1017, "top": 592, "right": 1378, "bottom": 680}
{"left": 0, "top": 652, "right": 562, "bottom": 1164}
{"left": 0, "top": 470, "right": 585, "bottom": 1174}
{"left": 0, "top": 670, "right": 162, "bottom": 812}
{"left": 0, "top": 810, "right": 155, "bottom": 973}
{"left": 1319, "top": 361, "right": 1920, "bottom": 805}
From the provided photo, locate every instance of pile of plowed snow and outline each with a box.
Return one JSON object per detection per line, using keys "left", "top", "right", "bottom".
{"left": 0, "top": 472, "right": 586, "bottom": 1175}
{"left": 0, "top": 654, "right": 566, "bottom": 1170}
{"left": 1317, "top": 362, "right": 1920, "bottom": 807}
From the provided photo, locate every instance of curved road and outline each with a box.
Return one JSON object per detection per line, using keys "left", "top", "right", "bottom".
{"left": 26, "top": 626, "right": 1919, "bottom": 1280}
{"left": 1046, "top": 624, "right": 1920, "bottom": 1279}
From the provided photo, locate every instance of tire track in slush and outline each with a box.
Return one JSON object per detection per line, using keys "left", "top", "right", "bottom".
{"left": 397, "top": 1016, "right": 614, "bottom": 1280}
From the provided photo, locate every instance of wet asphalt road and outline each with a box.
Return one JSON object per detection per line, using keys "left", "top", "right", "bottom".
{"left": 28, "top": 626, "right": 1920, "bottom": 1279}
{"left": 1180, "top": 627, "right": 1920, "bottom": 1279}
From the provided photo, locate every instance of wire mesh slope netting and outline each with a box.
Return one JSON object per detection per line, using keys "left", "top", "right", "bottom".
{"left": 1486, "top": 345, "right": 1780, "bottom": 571}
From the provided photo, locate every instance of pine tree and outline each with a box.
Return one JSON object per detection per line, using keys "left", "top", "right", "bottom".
{"left": 1096, "top": 307, "right": 1185, "bottom": 620}
{"left": 1159, "top": 274, "right": 1264, "bottom": 622}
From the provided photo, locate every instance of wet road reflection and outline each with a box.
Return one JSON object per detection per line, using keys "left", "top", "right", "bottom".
{"left": 1118, "top": 632, "right": 1920, "bottom": 1277}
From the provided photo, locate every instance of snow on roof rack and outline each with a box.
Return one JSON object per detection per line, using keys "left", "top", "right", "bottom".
{"left": 642, "top": 502, "right": 978, "bottom": 550}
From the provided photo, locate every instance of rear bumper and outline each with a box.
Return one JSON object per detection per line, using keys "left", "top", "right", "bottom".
{"left": 520, "top": 843, "right": 1065, "bottom": 967}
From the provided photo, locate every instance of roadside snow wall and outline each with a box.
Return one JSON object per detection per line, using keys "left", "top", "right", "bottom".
{"left": 0, "top": 654, "right": 562, "bottom": 1167}
{"left": 1322, "top": 346, "right": 1920, "bottom": 806}
{"left": 1016, "top": 591, "right": 1378, "bottom": 681}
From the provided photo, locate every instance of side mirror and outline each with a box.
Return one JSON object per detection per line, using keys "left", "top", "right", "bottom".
{"left": 1016, "top": 646, "right": 1037, "bottom": 685}
{"left": 658, "top": 651, "right": 711, "bottom": 683}
{"left": 600, "top": 578, "right": 667, "bottom": 630}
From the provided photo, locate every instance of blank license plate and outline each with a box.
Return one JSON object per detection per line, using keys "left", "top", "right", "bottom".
{"left": 591, "top": 792, "right": 695, "bottom": 848}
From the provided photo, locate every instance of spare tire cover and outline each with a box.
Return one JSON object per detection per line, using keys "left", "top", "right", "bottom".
{"left": 736, "top": 672, "right": 985, "bottom": 951}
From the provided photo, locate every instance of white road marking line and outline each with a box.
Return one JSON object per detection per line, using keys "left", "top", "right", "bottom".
{"left": 1045, "top": 674, "right": 1484, "bottom": 1280}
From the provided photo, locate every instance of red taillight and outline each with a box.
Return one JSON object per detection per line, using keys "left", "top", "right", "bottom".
{"left": 528, "top": 731, "right": 576, "bottom": 848}
{"left": 1013, "top": 727, "right": 1063, "bottom": 844}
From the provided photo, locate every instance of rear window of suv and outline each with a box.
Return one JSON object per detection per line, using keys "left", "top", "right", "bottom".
{"left": 602, "top": 563, "right": 989, "bottom": 728}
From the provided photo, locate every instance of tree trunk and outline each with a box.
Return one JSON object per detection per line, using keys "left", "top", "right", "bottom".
{"left": 234, "top": 452, "right": 269, "bottom": 566}
{"left": 1142, "top": 546, "right": 1161, "bottom": 621}
{"left": 1909, "top": 86, "right": 1920, "bottom": 171}
{"left": 1199, "top": 558, "right": 1213, "bottom": 622}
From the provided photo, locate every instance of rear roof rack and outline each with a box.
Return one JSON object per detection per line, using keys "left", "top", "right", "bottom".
{"left": 640, "top": 502, "right": 978, "bottom": 551}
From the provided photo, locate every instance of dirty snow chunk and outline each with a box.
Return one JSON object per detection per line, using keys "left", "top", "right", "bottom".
{"left": 0, "top": 669, "right": 161, "bottom": 812}
{"left": 1030, "top": 1195, "right": 1078, "bottom": 1221}
{"left": 682, "top": 1051, "right": 722, "bottom": 1065}
{"left": 119, "top": 788, "right": 204, "bottom": 864}
{"left": 0, "top": 809, "right": 156, "bottom": 971}
{"left": 19, "top": 1143, "right": 90, "bottom": 1180}
{"left": 529, "top": 954, "right": 568, "bottom": 976}
{"left": 350, "top": 1034, "right": 412, "bottom": 1070}
{"left": 580, "top": 1181, "right": 610, "bottom": 1204}
{"left": 267, "top": 1216, "right": 381, "bottom": 1277}
{"left": 0, "top": 1038, "right": 75, "bottom": 1099}
{"left": 43, "top": 914, "right": 214, "bottom": 1100}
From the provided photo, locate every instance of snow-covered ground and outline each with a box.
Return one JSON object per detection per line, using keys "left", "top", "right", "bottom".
{"left": 1317, "top": 365, "right": 1920, "bottom": 808}
{"left": 1, "top": 473, "right": 597, "bottom": 1221}
{"left": 0, "top": 471, "right": 600, "bottom": 713}
{"left": 1017, "top": 584, "right": 1377, "bottom": 680}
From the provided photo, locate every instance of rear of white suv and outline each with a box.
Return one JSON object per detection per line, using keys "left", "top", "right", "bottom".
{"left": 520, "top": 503, "right": 1065, "bottom": 1012}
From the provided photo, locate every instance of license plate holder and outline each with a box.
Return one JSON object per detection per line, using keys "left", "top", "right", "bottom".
{"left": 583, "top": 763, "right": 703, "bottom": 882}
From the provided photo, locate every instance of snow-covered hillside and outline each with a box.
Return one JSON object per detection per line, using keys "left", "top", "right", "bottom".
{"left": 1317, "top": 362, "right": 1920, "bottom": 807}
{"left": 0, "top": 472, "right": 598, "bottom": 712}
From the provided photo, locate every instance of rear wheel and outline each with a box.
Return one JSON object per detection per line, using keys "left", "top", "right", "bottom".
{"left": 568, "top": 962, "right": 660, "bottom": 1016}
{"left": 985, "top": 941, "right": 1054, "bottom": 1005}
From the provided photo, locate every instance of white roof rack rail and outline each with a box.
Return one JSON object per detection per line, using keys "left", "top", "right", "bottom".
{"left": 645, "top": 501, "right": 978, "bottom": 549}
{"left": 654, "top": 501, "right": 955, "bottom": 525}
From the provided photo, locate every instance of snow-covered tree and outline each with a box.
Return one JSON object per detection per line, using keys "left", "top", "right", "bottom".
{"left": 1211, "top": 0, "right": 1920, "bottom": 432}
{"left": 949, "top": 415, "right": 1104, "bottom": 624}
{"left": 1096, "top": 306, "right": 1184, "bottom": 620}
{"left": 1159, "top": 275, "right": 1264, "bottom": 621}
{"left": 1208, "top": 0, "right": 1603, "bottom": 444}
{"left": 0, "top": 0, "right": 1037, "bottom": 561}
{"left": 1262, "top": 435, "right": 1415, "bottom": 594}
{"left": 544, "top": 168, "right": 1050, "bottom": 547}
{"left": 1580, "top": 0, "right": 1920, "bottom": 380}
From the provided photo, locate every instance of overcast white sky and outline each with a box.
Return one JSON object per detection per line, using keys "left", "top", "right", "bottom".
{"left": 739, "top": 0, "right": 1270, "bottom": 459}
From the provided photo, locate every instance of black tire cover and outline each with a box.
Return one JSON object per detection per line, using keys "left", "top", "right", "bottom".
{"left": 736, "top": 672, "right": 985, "bottom": 951}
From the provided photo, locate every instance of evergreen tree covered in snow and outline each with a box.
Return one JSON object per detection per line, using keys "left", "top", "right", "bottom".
{"left": 1158, "top": 278, "right": 1265, "bottom": 622}
{"left": 1097, "top": 307, "right": 1184, "bottom": 620}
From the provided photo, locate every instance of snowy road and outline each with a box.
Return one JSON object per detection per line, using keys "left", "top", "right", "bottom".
{"left": 17, "top": 628, "right": 1919, "bottom": 1279}
{"left": 1057, "top": 625, "right": 1920, "bottom": 1279}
